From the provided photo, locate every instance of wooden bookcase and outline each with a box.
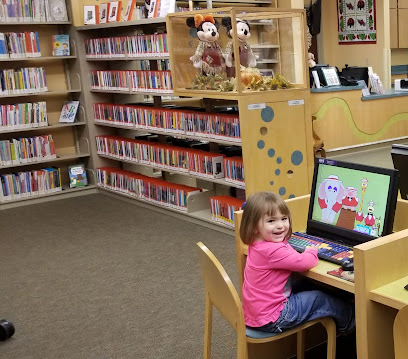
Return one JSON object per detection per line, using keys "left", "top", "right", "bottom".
{"left": 0, "top": 0, "right": 97, "bottom": 209}
{"left": 71, "top": 1, "right": 310, "bottom": 232}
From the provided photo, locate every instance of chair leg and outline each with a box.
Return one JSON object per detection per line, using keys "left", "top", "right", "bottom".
{"left": 321, "top": 319, "right": 337, "bottom": 359}
{"left": 203, "top": 293, "right": 213, "bottom": 359}
{"left": 297, "top": 331, "right": 305, "bottom": 359}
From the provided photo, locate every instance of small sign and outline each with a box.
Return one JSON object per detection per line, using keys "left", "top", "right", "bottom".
{"left": 288, "top": 100, "right": 305, "bottom": 106}
{"left": 248, "top": 103, "right": 266, "bottom": 110}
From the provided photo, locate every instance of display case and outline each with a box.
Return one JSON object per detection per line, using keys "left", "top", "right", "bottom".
{"left": 166, "top": 7, "right": 309, "bottom": 99}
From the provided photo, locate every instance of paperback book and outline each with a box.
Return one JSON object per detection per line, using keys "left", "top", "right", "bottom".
{"left": 52, "top": 34, "right": 70, "bottom": 56}
{"left": 59, "top": 101, "right": 79, "bottom": 123}
{"left": 68, "top": 163, "right": 88, "bottom": 188}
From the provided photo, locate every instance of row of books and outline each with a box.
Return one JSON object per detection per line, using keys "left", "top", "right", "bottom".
{"left": 96, "top": 167, "right": 201, "bottom": 211}
{"left": 0, "top": 167, "right": 62, "bottom": 202}
{"left": 0, "top": 134, "right": 56, "bottom": 166}
{"left": 90, "top": 70, "right": 173, "bottom": 93}
{"left": 0, "top": 32, "right": 41, "bottom": 59}
{"left": 0, "top": 101, "right": 48, "bottom": 131}
{"left": 210, "top": 195, "right": 245, "bottom": 228}
{"left": 0, "top": 0, "right": 68, "bottom": 23}
{"left": 85, "top": 33, "right": 168, "bottom": 58}
{"left": 95, "top": 135, "right": 244, "bottom": 182}
{"left": 92, "top": 103, "right": 241, "bottom": 143}
{"left": 0, "top": 67, "right": 47, "bottom": 96}
{"left": 224, "top": 156, "right": 245, "bottom": 185}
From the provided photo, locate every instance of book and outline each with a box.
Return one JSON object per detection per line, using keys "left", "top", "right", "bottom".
{"left": 47, "top": 0, "right": 68, "bottom": 22}
{"left": 68, "top": 163, "right": 88, "bottom": 188}
{"left": 52, "top": 35, "right": 70, "bottom": 56}
{"left": 108, "top": 1, "right": 121, "bottom": 23}
{"left": 59, "top": 101, "right": 79, "bottom": 123}
{"left": 84, "top": 5, "right": 99, "bottom": 25}
{"left": 122, "top": 0, "right": 136, "bottom": 21}
{"left": 99, "top": 3, "right": 110, "bottom": 24}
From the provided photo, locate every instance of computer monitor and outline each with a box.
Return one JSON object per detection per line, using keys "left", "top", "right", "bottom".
{"left": 307, "top": 157, "right": 399, "bottom": 247}
{"left": 391, "top": 144, "right": 408, "bottom": 200}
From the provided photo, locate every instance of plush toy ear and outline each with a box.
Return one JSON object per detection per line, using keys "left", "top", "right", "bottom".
{"left": 221, "top": 16, "right": 232, "bottom": 29}
{"left": 186, "top": 17, "right": 196, "bottom": 28}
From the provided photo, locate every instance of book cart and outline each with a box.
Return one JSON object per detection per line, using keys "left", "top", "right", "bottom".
{"left": 71, "top": 0, "right": 282, "bottom": 233}
{"left": 0, "top": 0, "right": 95, "bottom": 209}
{"left": 166, "top": 7, "right": 314, "bottom": 204}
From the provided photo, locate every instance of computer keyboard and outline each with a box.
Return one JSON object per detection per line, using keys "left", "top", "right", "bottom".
{"left": 288, "top": 232, "right": 354, "bottom": 265}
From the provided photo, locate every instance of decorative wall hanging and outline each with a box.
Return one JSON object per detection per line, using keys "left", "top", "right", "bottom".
{"left": 338, "top": 0, "right": 376, "bottom": 44}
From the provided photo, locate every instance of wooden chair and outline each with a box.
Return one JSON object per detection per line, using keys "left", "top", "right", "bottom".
{"left": 393, "top": 304, "right": 408, "bottom": 359}
{"left": 196, "top": 242, "right": 336, "bottom": 359}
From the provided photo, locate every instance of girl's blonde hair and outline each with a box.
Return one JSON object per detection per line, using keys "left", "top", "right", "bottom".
{"left": 240, "top": 191, "right": 292, "bottom": 245}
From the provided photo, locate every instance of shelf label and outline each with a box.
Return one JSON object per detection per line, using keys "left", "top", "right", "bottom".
{"left": 248, "top": 103, "right": 266, "bottom": 110}
{"left": 288, "top": 99, "right": 305, "bottom": 106}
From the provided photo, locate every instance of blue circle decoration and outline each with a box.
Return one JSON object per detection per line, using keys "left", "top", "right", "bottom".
{"left": 268, "top": 148, "right": 275, "bottom": 157}
{"left": 189, "top": 29, "right": 198, "bottom": 38}
{"left": 291, "top": 151, "right": 303, "bottom": 166}
{"left": 279, "top": 187, "right": 286, "bottom": 196}
{"left": 261, "top": 106, "right": 274, "bottom": 122}
{"left": 275, "top": 169, "right": 281, "bottom": 176}
{"left": 257, "top": 140, "right": 265, "bottom": 149}
{"left": 289, "top": 194, "right": 295, "bottom": 199}
{"left": 270, "top": 181, "right": 274, "bottom": 185}
{"left": 277, "top": 157, "right": 282, "bottom": 164}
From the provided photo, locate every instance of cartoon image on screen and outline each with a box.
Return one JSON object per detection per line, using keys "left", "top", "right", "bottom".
{"left": 312, "top": 164, "right": 391, "bottom": 238}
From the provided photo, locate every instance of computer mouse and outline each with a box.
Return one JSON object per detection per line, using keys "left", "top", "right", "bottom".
{"left": 341, "top": 258, "right": 354, "bottom": 272}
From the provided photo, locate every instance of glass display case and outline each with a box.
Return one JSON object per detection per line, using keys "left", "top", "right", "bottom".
{"left": 166, "top": 7, "right": 308, "bottom": 98}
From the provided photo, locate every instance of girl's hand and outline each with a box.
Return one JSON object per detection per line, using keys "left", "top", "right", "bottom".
{"left": 306, "top": 243, "right": 321, "bottom": 250}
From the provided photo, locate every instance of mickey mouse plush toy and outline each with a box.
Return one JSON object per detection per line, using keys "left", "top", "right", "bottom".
{"left": 222, "top": 17, "right": 257, "bottom": 78}
{"left": 186, "top": 14, "right": 225, "bottom": 76}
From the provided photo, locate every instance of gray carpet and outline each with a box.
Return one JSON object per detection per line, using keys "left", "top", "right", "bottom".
{"left": 0, "top": 193, "right": 238, "bottom": 359}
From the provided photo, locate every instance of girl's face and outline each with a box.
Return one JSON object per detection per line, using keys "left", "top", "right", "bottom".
{"left": 256, "top": 210, "right": 289, "bottom": 243}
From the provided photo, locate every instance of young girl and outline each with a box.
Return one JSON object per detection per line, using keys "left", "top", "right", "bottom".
{"left": 240, "top": 191, "right": 355, "bottom": 334}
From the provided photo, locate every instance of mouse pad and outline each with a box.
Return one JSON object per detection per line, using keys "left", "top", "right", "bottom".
{"left": 327, "top": 268, "right": 355, "bottom": 283}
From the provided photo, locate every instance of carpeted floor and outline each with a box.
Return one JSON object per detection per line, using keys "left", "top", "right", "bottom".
{"left": 0, "top": 193, "right": 238, "bottom": 359}
{"left": 0, "top": 193, "right": 357, "bottom": 359}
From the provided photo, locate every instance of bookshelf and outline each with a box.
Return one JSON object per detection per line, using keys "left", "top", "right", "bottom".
{"left": 0, "top": 0, "right": 97, "bottom": 208}
{"left": 71, "top": 0, "right": 282, "bottom": 231}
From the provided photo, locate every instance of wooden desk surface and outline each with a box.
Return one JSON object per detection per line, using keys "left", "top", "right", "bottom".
{"left": 369, "top": 276, "right": 408, "bottom": 310}
{"left": 306, "top": 260, "right": 355, "bottom": 294}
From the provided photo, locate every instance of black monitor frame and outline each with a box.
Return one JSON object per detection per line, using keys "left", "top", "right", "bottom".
{"left": 391, "top": 144, "right": 408, "bottom": 200}
{"left": 307, "top": 157, "right": 399, "bottom": 247}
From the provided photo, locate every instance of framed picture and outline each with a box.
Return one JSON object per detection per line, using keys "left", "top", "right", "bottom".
{"left": 321, "top": 67, "right": 340, "bottom": 87}
{"left": 84, "top": 5, "right": 99, "bottom": 25}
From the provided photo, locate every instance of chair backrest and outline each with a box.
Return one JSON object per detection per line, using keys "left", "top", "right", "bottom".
{"left": 234, "top": 210, "right": 248, "bottom": 294}
{"left": 394, "top": 304, "right": 408, "bottom": 359}
{"left": 196, "top": 242, "right": 246, "bottom": 332}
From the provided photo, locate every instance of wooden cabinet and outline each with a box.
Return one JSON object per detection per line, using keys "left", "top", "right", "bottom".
{"left": 390, "top": 0, "right": 408, "bottom": 48}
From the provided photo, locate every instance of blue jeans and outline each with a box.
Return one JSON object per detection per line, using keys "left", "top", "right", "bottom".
{"left": 254, "top": 289, "right": 355, "bottom": 334}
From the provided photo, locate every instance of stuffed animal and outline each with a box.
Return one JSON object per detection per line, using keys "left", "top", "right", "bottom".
{"left": 186, "top": 14, "right": 225, "bottom": 76}
{"left": 308, "top": 52, "right": 316, "bottom": 68}
{"left": 221, "top": 16, "right": 257, "bottom": 78}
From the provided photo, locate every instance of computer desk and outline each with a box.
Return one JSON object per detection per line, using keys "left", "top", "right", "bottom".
{"left": 234, "top": 195, "right": 408, "bottom": 359}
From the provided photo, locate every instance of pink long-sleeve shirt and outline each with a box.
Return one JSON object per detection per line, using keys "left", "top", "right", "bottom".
{"left": 242, "top": 240, "right": 318, "bottom": 327}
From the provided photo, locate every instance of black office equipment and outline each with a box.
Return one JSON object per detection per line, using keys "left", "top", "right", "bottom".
{"left": 289, "top": 157, "right": 400, "bottom": 264}
{"left": 391, "top": 144, "right": 408, "bottom": 200}
{"left": 339, "top": 64, "right": 369, "bottom": 87}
